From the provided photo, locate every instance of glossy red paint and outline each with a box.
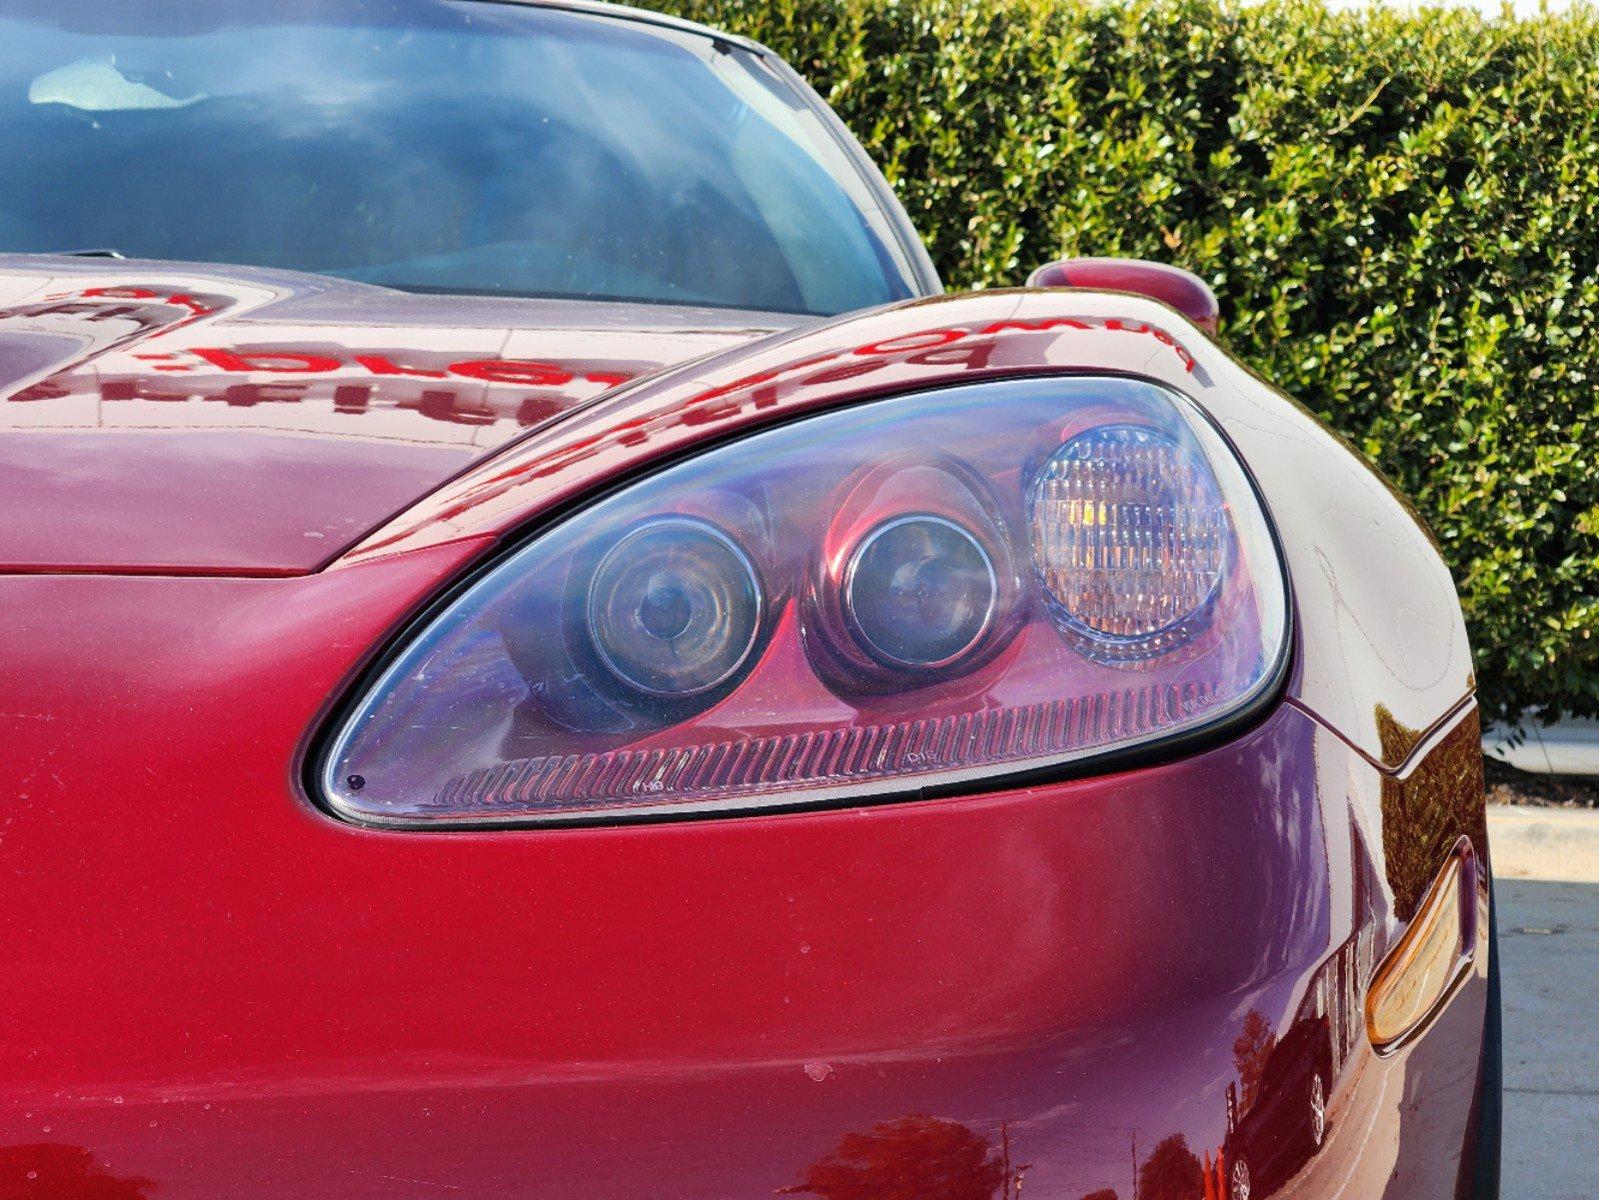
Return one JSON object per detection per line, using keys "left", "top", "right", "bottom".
{"left": 1027, "top": 257, "right": 1222, "bottom": 335}
{"left": 0, "top": 252, "right": 1486, "bottom": 1198}
{"left": 0, "top": 263, "right": 792, "bottom": 573}
{"left": 0, "top": 542, "right": 1485, "bottom": 1197}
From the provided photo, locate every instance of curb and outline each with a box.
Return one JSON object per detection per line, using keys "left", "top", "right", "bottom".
{"left": 1488, "top": 805, "right": 1599, "bottom": 884}
{"left": 1483, "top": 717, "right": 1599, "bottom": 776}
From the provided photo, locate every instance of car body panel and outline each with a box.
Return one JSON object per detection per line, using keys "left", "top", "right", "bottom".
{"left": 0, "top": 260, "right": 796, "bottom": 573}
{"left": 0, "top": 546, "right": 1486, "bottom": 1196}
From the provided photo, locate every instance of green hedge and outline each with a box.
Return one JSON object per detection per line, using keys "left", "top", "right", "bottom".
{"left": 653, "top": 0, "right": 1599, "bottom": 725}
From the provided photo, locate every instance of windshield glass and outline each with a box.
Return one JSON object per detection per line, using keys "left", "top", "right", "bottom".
{"left": 0, "top": 0, "right": 921, "bottom": 315}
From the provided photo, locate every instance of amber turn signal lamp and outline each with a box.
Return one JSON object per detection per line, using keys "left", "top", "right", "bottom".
{"left": 1366, "top": 839, "right": 1479, "bottom": 1054}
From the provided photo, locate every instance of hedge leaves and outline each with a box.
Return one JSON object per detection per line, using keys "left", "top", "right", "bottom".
{"left": 657, "top": 0, "right": 1599, "bottom": 723}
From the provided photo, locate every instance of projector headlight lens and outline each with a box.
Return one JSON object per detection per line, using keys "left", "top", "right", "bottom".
{"left": 587, "top": 518, "right": 761, "bottom": 697}
{"left": 843, "top": 516, "right": 997, "bottom": 670}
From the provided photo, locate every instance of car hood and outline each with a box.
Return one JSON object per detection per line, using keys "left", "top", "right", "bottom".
{"left": 0, "top": 257, "right": 799, "bottom": 574}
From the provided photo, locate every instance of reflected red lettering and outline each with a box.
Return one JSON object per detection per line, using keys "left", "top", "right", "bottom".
{"left": 979, "top": 317, "right": 1093, "bottom": 334}
{"left": 450, "top": 360, "right": 573, "bottom": 387}
{"left": 82, "top": 287, "right": 159, "bottom": 301}
{"left": 354, "top": 355, "right": 447, "bottom": 379}
{"left": 852, "top": 329, "right": 965, "bottom": 356}
{"left": 193, "top": 348, "right": 342, "bottom": 373}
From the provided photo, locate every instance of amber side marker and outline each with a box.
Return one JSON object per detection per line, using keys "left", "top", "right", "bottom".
{"left": 1366, "top": 837, "right": 1479, "bottom": 1055}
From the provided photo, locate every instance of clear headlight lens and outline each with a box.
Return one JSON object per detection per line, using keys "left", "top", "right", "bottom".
{"left": 319, "top": 377, "right": 1288, "bottom": 826}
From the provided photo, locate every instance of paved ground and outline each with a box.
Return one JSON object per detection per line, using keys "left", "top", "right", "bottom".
{"left": 1499, "top": 877, "right": 1599, "bottom": 1199}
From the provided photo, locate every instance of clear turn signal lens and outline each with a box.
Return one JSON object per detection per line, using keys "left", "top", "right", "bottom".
{"left": 1029, "top": 424, "right": 1230, "bottom": 661}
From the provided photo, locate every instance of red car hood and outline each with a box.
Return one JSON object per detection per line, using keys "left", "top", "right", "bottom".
{"left": 0, "top": 258, "right": 797, "bottom": 574}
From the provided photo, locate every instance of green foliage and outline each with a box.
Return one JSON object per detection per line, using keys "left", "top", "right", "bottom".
{"left": 655, "top": 0, "right": 1599, "bottom": 723}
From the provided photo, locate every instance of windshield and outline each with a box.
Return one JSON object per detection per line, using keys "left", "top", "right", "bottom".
{"left": 0, "top": 0, "right": 922, "bottom": 315}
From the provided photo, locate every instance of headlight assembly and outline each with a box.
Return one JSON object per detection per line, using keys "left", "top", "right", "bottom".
{"left": 317, "top": 376, "right": 1289, "bottom": 826}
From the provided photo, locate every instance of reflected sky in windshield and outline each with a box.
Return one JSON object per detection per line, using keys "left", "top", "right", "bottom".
{"left": 0, "top": 0, "right": 919, "bottom": 315}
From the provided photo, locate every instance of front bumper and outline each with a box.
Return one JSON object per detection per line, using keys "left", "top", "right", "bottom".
{"left": 0, "top": 559, "right": 1487, "bottom": 1199}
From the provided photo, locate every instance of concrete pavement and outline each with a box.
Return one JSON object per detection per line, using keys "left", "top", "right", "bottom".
{"left": 1499, "top": 877, "right": 1599, "bottom": 1199}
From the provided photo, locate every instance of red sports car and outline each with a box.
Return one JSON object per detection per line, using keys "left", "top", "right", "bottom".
{"left": 0, "top": 2, "right": 1497, "bottom": 1199}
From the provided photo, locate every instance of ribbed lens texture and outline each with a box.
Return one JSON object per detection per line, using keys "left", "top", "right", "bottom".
{"left": 321, "top": 378, "right": 1286, "bottom": 826}
{"left": 439, "top": 682, "right": 1219, "bottom": 813}
{"left": 1030, "top": 425, "right": 1229, "bottom": 660}
{"left": 587, "top": 519, "right": 760, "bottom": 697}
